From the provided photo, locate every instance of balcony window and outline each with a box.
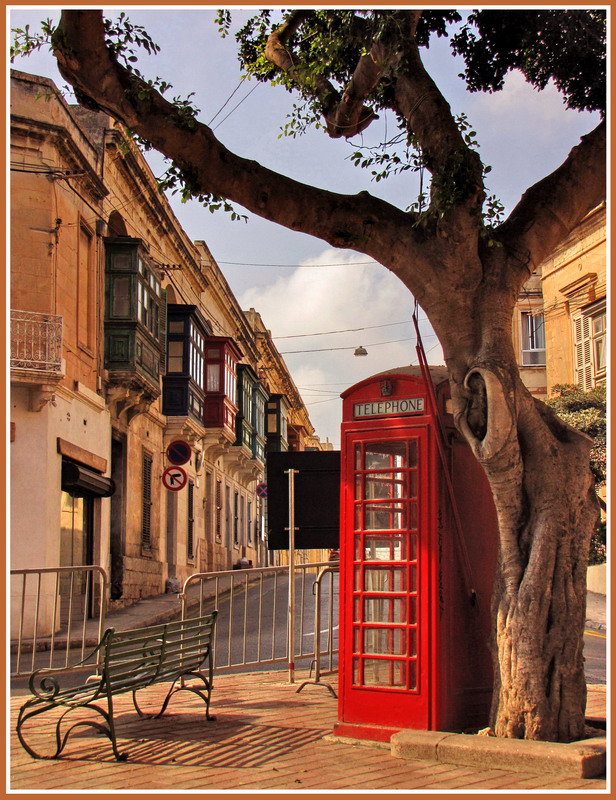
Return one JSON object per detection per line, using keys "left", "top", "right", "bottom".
{"left": 266, "top": 394, "right": 290, "bottom": 452}
{"left": 521, "top": 311, "right": 545, "bottom": 366}
{"left": 203, "top": 337, "right": 242, "bottom": 433}
{"left": 253, "top": 384, "right": 268, "bottom": 463}
{"left": 235, "top": 364, "right": 267, "bottom": 460}
{"left": 104, "top": 237, "right": 164, "bottom": 387}
{"left": 162, "top": 305, "right": 210, "bottom": 421}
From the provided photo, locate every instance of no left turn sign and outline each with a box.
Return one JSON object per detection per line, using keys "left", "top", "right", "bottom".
{"left": 162, "top": 465, "right": 188, "bottom": 491}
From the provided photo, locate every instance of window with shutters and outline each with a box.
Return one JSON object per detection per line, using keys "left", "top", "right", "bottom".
{"left": 247, "top": 500, "right": 253, "bottom": 544}
{"left": 574, "top": 303, "right": 606, "bottom": 389}
{"left": 215, "top": 479, "right": 222, "bottom": 543}
{"left": 205, "top": 471, "right": 213, "bottom": 541}
{"left": 233, "top": 490, "right": 240, "bottom": 546}
{"left": 187, "top": 480, "right": 195, "bottom": 560}
{"left": 520, "top": 311, "right": 545, "bottom": 366}
{"left": 141, "top": 451, "right": 153, "bottom": 550}
{"left": 226, "top": 484, "right": 232, "bottom": 547}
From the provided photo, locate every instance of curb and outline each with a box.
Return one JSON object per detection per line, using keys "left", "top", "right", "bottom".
{"left": 390, "top": 729, "right": 606, "bottom": 779}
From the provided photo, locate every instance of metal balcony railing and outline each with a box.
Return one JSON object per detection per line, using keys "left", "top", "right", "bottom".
{"left": 10, "top": 310, "right": 63, "bottom": 372}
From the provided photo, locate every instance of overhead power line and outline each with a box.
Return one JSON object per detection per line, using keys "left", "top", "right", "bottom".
{"left": 274, "top": 320, "right": 412, "bottom": 339}
{"left": 280, "top": 336, "right": 416, "bottom": 354}
{"left": 219, "top": 259, "right": 379, "bottom": 268}
{"left": 212, "top": 82, "right": 260, "bottom": 131}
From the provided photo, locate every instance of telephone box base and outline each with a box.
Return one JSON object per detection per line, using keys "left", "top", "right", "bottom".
{"left": 332, "top": 722, "right": 400, "bottom": 743}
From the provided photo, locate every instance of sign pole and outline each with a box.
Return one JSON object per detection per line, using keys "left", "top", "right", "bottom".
{"left": 286, "top": 468, "right": 298, "bottom": 684}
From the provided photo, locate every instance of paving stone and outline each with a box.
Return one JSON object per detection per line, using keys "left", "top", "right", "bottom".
{"left": 10, "top": 669, "right": 606, "bottom": 791}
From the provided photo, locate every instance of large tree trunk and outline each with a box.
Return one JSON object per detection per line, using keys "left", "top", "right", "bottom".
{"left": 443, "top": 324, "right": 599, "bottom": 742}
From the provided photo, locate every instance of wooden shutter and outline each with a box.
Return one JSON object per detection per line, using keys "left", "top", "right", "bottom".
{"left": 187, "top": 481, "right": 195, "bottom": 560}
{"left": 142, "top": 451, "right": 153, "bottom": 547}
{"left": 215, "top": 479, "right": 222, "bottom": 541}
{"left": 159, "top": 287, "right": 167, "bottom": 375}
{"left": 574, "top": 315, "right": 592, "bottom": 390}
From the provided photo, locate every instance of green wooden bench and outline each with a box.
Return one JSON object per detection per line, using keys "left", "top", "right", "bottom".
{"left": 16, "top": 611, "right": 217, "bottom": 761}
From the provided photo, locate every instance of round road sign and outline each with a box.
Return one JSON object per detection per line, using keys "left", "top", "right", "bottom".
{"left": 162, "top": 465, "right": 188, "bottom": 491}
{"left": 256, "top": 483, "right": 268, "bottom": 499}
{"left": 166, "top": 439, "right": 192, "bottom": 466}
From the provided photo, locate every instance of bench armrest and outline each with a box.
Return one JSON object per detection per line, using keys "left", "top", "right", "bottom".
{"left": 27, "top": 631, "right": 111, "bottom": 700}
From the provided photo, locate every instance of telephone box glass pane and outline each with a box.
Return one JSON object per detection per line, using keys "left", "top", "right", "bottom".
{"left": 365, "top": 442, "right": 406, "bottom": 470}
{"left": 364, "top": 472, "right": 405, "bottom": 500}
{"left": 408, "top": 534, "right": 417, "bottom": 561}
{"left": 354, "top": 505, "right": 362, "bottom": 531}
{"left": 363, "top": 534, "right": 406, "bottom": 561}
{"left": 408, "top": 440, "right": 418, "bottom": 467}
{"left": 409, "top": 471, "right": 418, "bottom": 498}
{"left": 363, "top": 566, "right": 406, "bottom": 592}
{"left": 364, "top": 597, "right": 405, "bottom": 623}
{"left": 409, "top": 628, "right": 417, "bottom": 656}
{"left": 362, "top": 659, "right": 406, "bottom": 687}
{"left": 409, "top": 596, "right": 417, "bottom": 624}
{"left": 408, "top": 660, "right": 417, "bottom": 689}
{"left": 409, "top": 503, "right": 418, "bottom": 529}
{"left": 363, "top": 628, "right": 406, "bottom": 655}
{"left": 365, "top": 502, "right": 405, "bottom": 530}
{"left": 409, "top": 564, "right": 417, "bottom": 592}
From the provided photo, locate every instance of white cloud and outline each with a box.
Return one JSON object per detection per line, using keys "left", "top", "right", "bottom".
{"left": 240, "top": 249, "right": 443, "bottom": 447}
{"left": 464, "top": 70, "right": 600, "bottom": 213}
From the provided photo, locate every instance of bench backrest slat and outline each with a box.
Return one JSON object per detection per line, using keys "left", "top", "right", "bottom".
{"left": 102, "top": 612, "right": 217, "bottom": 694}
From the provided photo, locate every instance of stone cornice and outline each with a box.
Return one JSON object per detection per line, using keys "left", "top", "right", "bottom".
{"left": 11, "top": 115, "right": 108, "bottom": 203}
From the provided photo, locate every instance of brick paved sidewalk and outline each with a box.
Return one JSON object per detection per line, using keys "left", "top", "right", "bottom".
{"left": 10, "top": 670, "right": 607, "bottom": 792}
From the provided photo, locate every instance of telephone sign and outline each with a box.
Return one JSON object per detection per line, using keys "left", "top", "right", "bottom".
{"left": 162, "top": 466, "right": 188, "bottom": 491}
{"left": 166, "top": 439, "right": 191, "bottom": 466}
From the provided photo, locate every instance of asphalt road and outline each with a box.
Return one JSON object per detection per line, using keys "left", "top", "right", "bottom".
{"left": 583, "top": 628, "right": 607, "bottom": 685}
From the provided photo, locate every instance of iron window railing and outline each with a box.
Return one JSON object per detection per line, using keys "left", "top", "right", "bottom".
{"left": 10, "top": 310, "right": 63, "bottom": 372}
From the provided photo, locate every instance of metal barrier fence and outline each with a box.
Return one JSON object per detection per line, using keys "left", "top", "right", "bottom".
{"left": 180, "top": 562, "right": 339, "bottom": 677}
{"left": 10, "top": 562, "right": 339, "bottom": 683}
{"left": 10, "top": 566, "right": 109, "bottom": 678}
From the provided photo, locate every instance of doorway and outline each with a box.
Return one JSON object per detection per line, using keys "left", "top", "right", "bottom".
{"left": 59, "top": 490, "right": 95, "bottom": 620}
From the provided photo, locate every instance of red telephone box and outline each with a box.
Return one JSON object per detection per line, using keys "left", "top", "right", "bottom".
{"left": 334, "top": 366, "right": 498, "bottom": 742}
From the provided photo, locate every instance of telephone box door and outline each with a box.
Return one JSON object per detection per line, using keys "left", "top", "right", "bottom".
{"left": 340, "top": 427, "right": 432, "bottom": 731}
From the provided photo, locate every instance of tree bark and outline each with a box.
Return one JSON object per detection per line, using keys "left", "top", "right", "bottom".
{"left": 446, "top": 340, "right": 598, "bottom": 740}
{"left": 47, "top": 9, "right": 605, "bottom": 742}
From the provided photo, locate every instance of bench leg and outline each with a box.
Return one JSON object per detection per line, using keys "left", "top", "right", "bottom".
{"left": 17, "top": 700, "right": 128, "bottom": 762}
{"left": 132, "top": 673, "right": 215, "bottom": 721}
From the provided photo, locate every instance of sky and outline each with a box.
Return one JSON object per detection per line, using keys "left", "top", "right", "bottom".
{"left": 8, "top": 6, "right": 602, "bottom": 448}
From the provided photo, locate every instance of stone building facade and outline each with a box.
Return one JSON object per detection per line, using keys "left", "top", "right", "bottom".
{"left": 10, "top": 69, "right": 327, "bottom": 625}
{"left": 514, "top": 204, "right": 606, "bottom": 399}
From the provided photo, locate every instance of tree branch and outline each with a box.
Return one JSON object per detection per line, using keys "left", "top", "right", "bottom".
{"left": 264, "top": 11, "right": 382, "bottom": 138}
{"left": 51, "top": 11, "right": 436, "bottom": 286}
{"left": 497, "top": 120, "right": 606, "bottom": 271}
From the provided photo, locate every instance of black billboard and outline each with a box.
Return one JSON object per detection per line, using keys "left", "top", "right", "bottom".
{"left": 266, "top": 450, "right": 340, "bottom": 550}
